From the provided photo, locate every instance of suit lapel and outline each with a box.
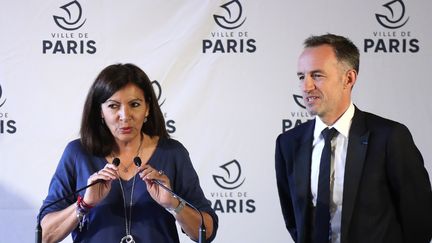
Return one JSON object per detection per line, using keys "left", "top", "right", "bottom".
{"left": 341, "top": 107, "right": 370, "bottom": 241}
{"left": 294, "top": 120, "right": 315, "bottom": 203}
{"left": 293, "top": 120, "right": 315, "bottom": 242}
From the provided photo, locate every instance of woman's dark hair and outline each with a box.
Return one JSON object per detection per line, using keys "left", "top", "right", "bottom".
{"left": 304, "top": 33, "right": 360, "bottom": 74}
{"left": 80, "top": 63, "right": 169, "bottom": 156}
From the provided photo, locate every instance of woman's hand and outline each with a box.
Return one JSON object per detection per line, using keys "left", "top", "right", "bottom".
{"left": 83, "top": 163, "right": 118, "bottom": 206}
{"left": 139, "top": 165, "right": 178, "bottom": 209}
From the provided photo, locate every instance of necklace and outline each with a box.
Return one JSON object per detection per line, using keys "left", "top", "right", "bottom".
{"left": 121, "top": 163, "right": 134, "bottom": 173}
{"left": 118, "top": 173, "right": 137, "bottom": 243}
{"left": 116, "top": 133, "right": 143, "bottom": 243}
{"left": 115, "top": 134, "right": 144, "bottom": 173}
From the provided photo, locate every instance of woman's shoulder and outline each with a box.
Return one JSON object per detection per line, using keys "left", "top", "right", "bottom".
{"left": 158, "top": 137, "right": 188, "bottom": 153}
{"left": 64, "top": 138, "right": 84, "bottom": 151}
{"left": 158, "top": 136, "right": 183, "bottom": 147}
{"left": 61, "top": 138, "right": 90, "bottom": 158}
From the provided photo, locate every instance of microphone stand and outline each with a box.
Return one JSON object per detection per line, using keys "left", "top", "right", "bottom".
{"left": 36, "top": 158, "right": 119, "bottom": 243}
{"left": 133, "top": 156, "right": 206, "bottom": 243}
{"left": 36, "top": 157, "right": 206, "bottom": 242}
{"left": 35, "top": 179, "right": 102, "bottom": 243}
{"left": 153, "top": 180, "right": 206, "bottom": 243}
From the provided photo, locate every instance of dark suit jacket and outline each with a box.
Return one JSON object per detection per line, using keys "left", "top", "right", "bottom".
{"left": 275, "top": 107, "right": 432, "bottom": 243}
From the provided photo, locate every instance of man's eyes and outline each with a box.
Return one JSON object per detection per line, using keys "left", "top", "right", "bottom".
{"left": 312, "top": 73, "right": 323, "bottom": 78}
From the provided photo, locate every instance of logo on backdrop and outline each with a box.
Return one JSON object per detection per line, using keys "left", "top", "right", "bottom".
{"left": 152, "top": 80, "right": 176, "bottom": 134}
{"left": 42, "top": 0, "right": 97, "bottom": 54}
{"left": 213, "top": 1, "right": 246, "bottom": 29}
{"left": 0, "top": 84, "right": 17, "bottom": 134}
{"left": 202, "top": 0, "right": 257, "bottom": 54}
{"left": 210, "top": 160, "right": 256, "bottom": 213}
{"left": 212, "top": 160, "right": 245, "bottom": 189}
{"left": 363, "top": 0, "right": 419, "bottom": 53}
{"left": 0, "top": 85, "right": 7, "bottom": 108}
{"left": 375, "top": 0, "right": 409, "bottom": 29}
{"left": 53, "top": 1, "right": 87, "bottom": 30}
{"left": 282, "top": 94, "right": 313, "bottom": 132}
{"left": 151, "top": 80, "right": 166, "bottom": 107}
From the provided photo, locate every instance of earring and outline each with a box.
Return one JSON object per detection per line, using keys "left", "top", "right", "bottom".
{"left": 143, "top": 117, "right": 148, "bottom": 123}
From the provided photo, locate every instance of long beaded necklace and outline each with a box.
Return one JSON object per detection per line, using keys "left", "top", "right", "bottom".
{"left": 117, "top": 134, "right": 143, "bottom": 243}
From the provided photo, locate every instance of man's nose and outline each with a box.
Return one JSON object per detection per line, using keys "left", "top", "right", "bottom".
{"left": 301, "top": 76, "right": 315, "bottom": 92}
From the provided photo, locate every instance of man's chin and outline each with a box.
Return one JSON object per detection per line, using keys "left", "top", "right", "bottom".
{"left": 306, "top": 107, "right": 317, "bottom": 116}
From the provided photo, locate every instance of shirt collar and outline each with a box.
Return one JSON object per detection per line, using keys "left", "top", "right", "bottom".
{"left": 314, "top": 102, "right": 355, "bottom": 141}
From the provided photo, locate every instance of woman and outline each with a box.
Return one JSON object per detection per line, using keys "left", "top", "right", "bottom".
{"left": 39, "top": 63, "right": 218, "bottom": 242}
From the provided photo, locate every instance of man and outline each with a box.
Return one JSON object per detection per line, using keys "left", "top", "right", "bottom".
{"left": 275, "top": 33, "right": 432, "bottom": 243}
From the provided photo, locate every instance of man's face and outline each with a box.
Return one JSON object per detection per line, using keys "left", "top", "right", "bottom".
{"left": 296, "top": 44, "right": 352, "bottom": 125}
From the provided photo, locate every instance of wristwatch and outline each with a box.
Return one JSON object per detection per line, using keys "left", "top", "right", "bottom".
{"left": 167, "top": 198, "right": 186, "bottom": 215}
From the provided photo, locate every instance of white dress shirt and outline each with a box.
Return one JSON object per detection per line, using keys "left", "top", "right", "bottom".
{"left": 311, "top": 102, "right": 354, "bottom": 243}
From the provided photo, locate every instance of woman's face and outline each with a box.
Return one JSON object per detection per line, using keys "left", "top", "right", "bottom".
{"left": 101, "top": 83, "right": 149, "bottom": 144}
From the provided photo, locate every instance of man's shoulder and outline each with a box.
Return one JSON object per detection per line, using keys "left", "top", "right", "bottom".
{"left": 277, "top": 119, "right": 315, "bottom": 142}
{"left": 357, "top": 109, "right": 404, "bottom": 129}
{"left": 354, "top": 108, "right": 411, "bottom": 138}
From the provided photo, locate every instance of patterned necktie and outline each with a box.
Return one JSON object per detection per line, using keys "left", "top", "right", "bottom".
{"left": 314, "top": 127, "right": 338, "bottom": 243}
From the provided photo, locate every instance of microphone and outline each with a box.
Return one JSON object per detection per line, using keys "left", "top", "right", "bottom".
{"left": 133, "top": 157, "right": 206, "bottom": 243}
{"left": 35, "top": 158, "right": 121, "bottom": 243}
{"left": 113, "top": 157, "right": 121, "bottom": 167}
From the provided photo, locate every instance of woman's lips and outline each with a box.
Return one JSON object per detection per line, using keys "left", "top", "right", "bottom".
{"left": 119, "top": 127, "right": 132, "bottom": 133}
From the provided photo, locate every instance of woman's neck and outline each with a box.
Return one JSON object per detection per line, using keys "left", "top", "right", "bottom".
{"left": 116, "top": 133, "right": 144, "bottom": 156}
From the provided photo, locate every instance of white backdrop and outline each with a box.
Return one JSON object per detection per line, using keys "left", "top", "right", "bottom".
{"left": 1, "top": 0, "right": 431, "bottom": 242}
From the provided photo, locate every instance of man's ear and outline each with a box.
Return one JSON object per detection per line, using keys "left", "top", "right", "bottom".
{"left": 345, "top": 69, "right": 357, "bottom": 90}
